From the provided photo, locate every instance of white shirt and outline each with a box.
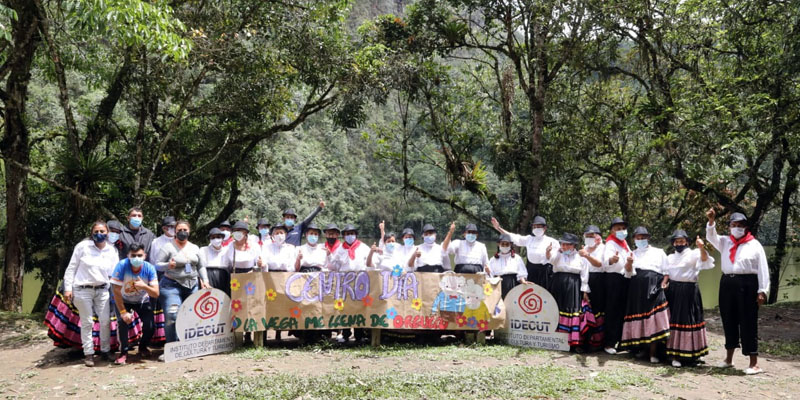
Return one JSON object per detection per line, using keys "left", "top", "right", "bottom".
{"left": 414, "top": 242, "right": 452, "bottom": 270}
{"left": 548, "top": 250, "right": 590, "bottom": 292}
{"left": 331, "top": 242, "right": 370, "bottom": 272}
{"left": 262, "top": 242, "right": 298, "bottom": 272}
{"left": 150, "top": 234, "right": 173, "bottom": 271}
{"left": 63, "top": 240, "right": 120, "bottom": 291}
{"left": 666, "top": 248, "right": 714, "bottom": 282}
{"left": 631, "top": 245, "right": 669, "bottom": 275}
{"left": 298, "top": 243, "right": 329, "bottom": 269}
{"left": 393, "top": 245, "right": 418, "bottom": 271}
{"left": 200, "top": 244, "right": 229, "bottom": 270}
{"left": 488, "top": 252, "right": 527, "bottom": 279}
{"left": 447, "top": 240, "right": 489, "bottom": 267}
{"left": 602, "top": 239, "right": 633, "bottom": 275}
{"left": 706, "top": 222, "right": 770, "bottom": 294}
{"left": 507, "top": 233, "right": 560, "bottom": 265}
{"left": 585, "top": 243, "right": 606, "bottom": 273}
{"left": 225, "top": 243, "right": 261, "bottom": 271}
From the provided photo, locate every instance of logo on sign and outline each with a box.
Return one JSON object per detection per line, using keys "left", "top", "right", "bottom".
{"left": 518, "top": 288, "right": 542, "bottom": 315}
{"left": 194, "top": 291, "right": 219, "bottom": 319}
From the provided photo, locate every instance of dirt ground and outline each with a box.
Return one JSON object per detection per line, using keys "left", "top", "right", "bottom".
{"left": 0, "top": 304, "right": 798, "bottom": 399}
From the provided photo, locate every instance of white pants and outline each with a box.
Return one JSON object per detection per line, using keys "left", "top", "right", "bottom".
{"left": 72, "top": 286, "right": 111, "bottom": 355}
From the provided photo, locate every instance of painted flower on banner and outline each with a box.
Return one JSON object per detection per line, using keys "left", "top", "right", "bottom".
{"left": 230, "top": 279, "right": 241, "bottom": 291}
{"left": 478, "top": 320, "right": 489, "bottom": 331}
{"left": 467, "top": 316, "right": 478, "bottom": 328}
{"left": 457, "top": 314, "right": 467, "bottom": 327}
{"left": 265, "top": 289, "right": 277, "bottom": 301}
{"left": 362, "top": 295, "right": 373, "bottom": 307}
{"left": 245, "top": 282, "right": 256, "bottom": 296}
{"left": 289, "top": 307, "right": 302, "bottom": 319}
{"left": 334, "top": 298, "right": 345, "bottom": 311}
{"left": 231, "top": 299, "right": 242, "bottom": 312}
{"left": 483, "top": 283, "right": 493, "bottom": 296}
{"left": 411, "top": 298, "right": 422, "bottom": 311}
{"left": 386, "top": 307, "right": 398, "bottom": 320}
{"left": 391, "top": 265, "right": 403, "bottom": 277}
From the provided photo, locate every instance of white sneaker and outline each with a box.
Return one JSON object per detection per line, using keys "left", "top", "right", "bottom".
{"left": 158, "top": 354, "right": 165, "bottom": 362}
{"left": 604, "top": 347, "right": 617, "bottom": 355}
{"left": 650, "top": 356, "right": 660, "bottom": 364}
{"left": 716, "top": 361, "right": 734, "bottom": 368}
{"left": 336, "top": 334, "right": 345, "bottom": 343}
{"left": 744, "top": 367, "right": 764, "bottom": 375}
{"left": 671, "top": 360, "right": 682, "bottom": 368}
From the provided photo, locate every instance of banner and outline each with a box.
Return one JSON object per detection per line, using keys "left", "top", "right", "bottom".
{"left": 164, "top": 288, "right": 235, "bottom": 362}
{"left": 496, "top": 283, "right": 569, "bottom": 351}
{"left": 229, "top": 271, "right": 506, "bottom": 332}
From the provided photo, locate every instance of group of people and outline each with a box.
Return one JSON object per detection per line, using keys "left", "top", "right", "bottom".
{"left": 48, "top": 201, "right": 769, "bottom": 376}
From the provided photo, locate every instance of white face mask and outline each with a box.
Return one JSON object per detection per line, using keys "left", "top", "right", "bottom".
{"left": 166, "top": 227, "right": 175, "bottom": 237}
{"left": 222, "top": 230, "right": 231, "bottom": 241}
{"left": 731, "top": 227, "right": 746, "bottom": 239}
{"left": 273, "top": 233, "right": 286, "bottom": 244}
{"left": 532, "top": 228, "right": 544, "bottom": 237}
{"left": 499, "top": 245, "right": 511, "bottom": 254}
{"left": 210, "top": 238, "right": 223, "bottom": 248}
{"left": 232, "top": 231, "right": 245, "bottom": 242}
{"left": 584, "top": 236, "right": 595, "bottom": 248}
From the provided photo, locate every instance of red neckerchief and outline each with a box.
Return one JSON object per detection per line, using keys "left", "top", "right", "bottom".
{"left": 342, "top": 239, "right": 362, "bottom": 260}
{"left": 222, "top": 237, "right": 234, "bottom": 247}
{"left": 325, "top": 239, "right": 341, "bottom": 254}
{"left": 729, "top": 232, "right": 755, "bottom": 263}
{"left": 606, "top": 233, "right": 630, "bottom": 252}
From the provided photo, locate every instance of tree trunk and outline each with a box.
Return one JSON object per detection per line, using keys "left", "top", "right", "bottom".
{"left": 768, "top": 160, "right": 798, "bottom": 304}
{"left": 0, "top": 1, "right": 40, "bottom": 312}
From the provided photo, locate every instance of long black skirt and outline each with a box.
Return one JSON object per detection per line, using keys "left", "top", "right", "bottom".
{"left": 299, "top": 266, "right": 322, "bottom": 273}
{"left": 551, "top": 272, "right": 587, "bottom": 346}
{"left": 526, "top": 261, "right": 552, "bottom": 289}
{"left": 499, "top": 274, "right": 519, "bottom": 299}
{"left": 665, "top": 281, "right": 708, "bottom": 362}
{"left": 417, "top": 264, "right": 444, "bottom": 273}
{"left": 454, "top": 264, "right": 483, "bottom": 274}
{"left": 604, "top": 273, "right": 629, "bottom": 348}
{"left": 620, "top": 270, "right": 670, "bottom": 349}
{"left": 207, "top": 268, "right": 231, "bottom": 298}
{"left": 587, "top": 272, "right": 606, "bottom": 347}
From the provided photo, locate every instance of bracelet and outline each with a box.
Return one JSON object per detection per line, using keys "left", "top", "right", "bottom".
{"left": 119, "top": 309, "right": 128, "bottom": 315}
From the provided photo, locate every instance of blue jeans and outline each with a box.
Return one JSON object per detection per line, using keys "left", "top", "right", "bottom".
{"left": 159, "top": 277, "right": 197, "bottom": 343}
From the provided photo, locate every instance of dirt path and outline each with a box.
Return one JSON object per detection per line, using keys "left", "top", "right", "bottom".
{"left": 0, "top": 304, "right": 798, "bottom": 399}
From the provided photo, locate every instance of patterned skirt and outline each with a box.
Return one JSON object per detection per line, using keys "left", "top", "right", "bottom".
{"left": 665, "top": 281, "right": 708, "bottom": 362}
{"left": 620, "top": 270, "right": 670, "bottom": 349}
{"left": 551, "top": 272, "right": 592, "bottom": 346}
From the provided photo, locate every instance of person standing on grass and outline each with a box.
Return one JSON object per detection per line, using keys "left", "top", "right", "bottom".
{"left": 110, "top": 243, "right": 159, "bottom": 365}
{"left": 491, "top": 216, "right": 559, "bottom": 289}
{"left": 547, "top": 233, "right": 592, "bottom": 352}
{"left": 62, "top": 220, "right": 120, "bottom": 367}
{"left": 579, "top": 225, "right": 606, "bottom": 349}
{"left": 705, "top": 208, "right": 769, "bottom": 375}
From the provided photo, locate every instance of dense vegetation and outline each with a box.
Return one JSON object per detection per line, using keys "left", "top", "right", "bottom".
{"left": 0, "top": 0, "right": 798, "bottom": 311}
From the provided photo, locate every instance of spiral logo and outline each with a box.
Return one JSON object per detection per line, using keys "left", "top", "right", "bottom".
{"left": 194, "top": 291, "right": 219, "bottom": 320}
{"left": 518, "top": 288, "right": 542, "bottom": 315}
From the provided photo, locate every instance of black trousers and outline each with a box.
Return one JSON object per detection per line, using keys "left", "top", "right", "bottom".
{"left": 719, "top": 274, "right": 759, "bottom": 356}
{"left": 115, "top": 299, "right": 155, "bottom": 354}
{"left": 604, "top": 273, "right": 629, "bottom": 348}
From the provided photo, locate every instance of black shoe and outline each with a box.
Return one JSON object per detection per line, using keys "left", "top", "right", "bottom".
{"left": 98, "top": 352, "right": 112, "bottom": 361}
{"left": 84, "top": 355, "right": 95, "bottom": 367}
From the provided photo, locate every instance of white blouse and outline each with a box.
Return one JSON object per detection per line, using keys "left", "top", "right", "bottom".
{"left": 507, "top": 233, "right": 560, "bottom": 265}
{"left": 447, "top": 239, "right": 490, "bottom": 266}
{"left": 631, "top": 246, "right": 669, "bottom": 275}
{"left": 262, "top": 243, "right": 298, "bottom": 272}
{"left": 603, "top": 239, "right": 634, "bottom": 275}
{"left": 200, "top": 245, "right": 229, "bottom": 269}
{"left": 225, "top": 243, "right": 261, "bottom": 271}
{"left": 488, "top": 253, "right": 527, "bottom": 278}
{"left": 331, "top": 243, "right": 370, "bottom": 272}
{"left": 665, "top": 248, "right": 714, "bottom": 282}
{"left": 413, "top": 243, "right": 452, "bottom": 270}
{"left": 63, "top": 240, "right": 120, "bottom": 291}
{"left": 548, "top": 251, "right": 590, "bottom": 293}
{"left": 706, "top": 223, "right": 770, "bottom": 293}
{"left": 298, "top": 243, "right": 329, "bottom": 270}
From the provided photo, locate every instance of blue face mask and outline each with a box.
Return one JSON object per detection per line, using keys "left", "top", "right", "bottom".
{"left": 465, "top": 233, "right": 477, "bottom": 243}
{"left": 344, "top": 234, "right": 357, "bottom": 245}
{"left": 107, "top": 232, "right": 120, "bottom": 244}
{"left": 92, "top": 233, "right": 107, "bottom": 243}
{"left": 615, "top": 230, "right": 628, "bottom": 240}
{"left": 259, "top": 228, "right": 269, "bottom": 237}
{"left": 129, "top": 217, "right": 143, "bottom": 228}
{"left": 635, "top": 239, "right": 649, "bottom": 249}
{"left": 129, "top": 257, "right": 144, "bottom": 267}
{"left": 385, "top": 242, "right": 396, "bottom": 253}
{"left": 307, "top": 235, "right": 319, "bottom": 245}
{"left": 423, "top": 234, "right": 436, "bottom": 244}
{"left": 404, "top": 237, "right": 415, "bottom": 247}
{"left": 284, "top": 218, "right": 296, "bottom": 227}
{"left": 562, "top": 248, "right": 576, "bottom": 256}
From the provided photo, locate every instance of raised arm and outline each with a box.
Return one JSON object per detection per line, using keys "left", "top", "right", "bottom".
{"left": 299, "top": 200, "right": 325, "bottom": 230}
{"left": 442, "top": 222, "right": 456, "bottom": 251}
{"left": 705, "top": 208, "right": 721, "bottom": 251}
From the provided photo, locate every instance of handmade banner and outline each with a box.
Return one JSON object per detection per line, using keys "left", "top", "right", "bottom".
{"left": 164, "top": 288, "right": 235, "bottom": 362}
{"left": 496, "top": 283, "right": 569, "bottom": 351}
{"left": 229, "top": 271, "right": 506, "bottom": 332}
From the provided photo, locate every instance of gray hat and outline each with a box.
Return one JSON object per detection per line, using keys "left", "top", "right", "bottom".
{"left": 256, "top": 218, "right": 270, "bottom": 227}
{"left": 497, "top": 233, "right": 513, "bottom": 243}
{"left": 323, "top": 223, "right": 341, "bottom": 233}
{"left": 422, "top": 224, "right": 436, "bottom": 233}
{"left": 208, "top": 227, "right": 224, "bottom": 238}
{"left": 610, "top": 217, "right": 627, "bottom": 229}
{"left": 464, "top": 223, "right": 478, "bottom": 232}
{"left": 270, "top": 224, "right": 288, "bottom": 234}
{"left": 232, "top": 221, "right": 249, "bottom": 231}
{"left": 162, "top": 216, "right": 177, "bottom": 226}
{"left": 283, "top": 208, "right": 297, "bottom": 217}
{"left": 584, "top": 225, "right": 601, "bottom": 235}
{"left": 730, "top": 212, "right": 747, "bottom": 223}
{"left": 341, "top": 224, "right": 358, "bottom": 234}
{"left": 219, "top": 220, "right": 232, "bottom": 228}
{"left": 401, "top": 228, "right": 415, "bottom": 237}
{"left": 559, "top": 233, "right": 580, "bottom": 245}
{"left": 532, "top": 216, "right": 547, "bottom": 226}
{"left": 633, "top": 226, "right": 650, "bottom": 237}
{"left": 670, "top": 229, "right": 688, "bottom": 241}
{"left": 107, "top": 220, "right": 123, "bottom": 232}
{"left": 305, "top": 223, "right": 322, "bottom": 234}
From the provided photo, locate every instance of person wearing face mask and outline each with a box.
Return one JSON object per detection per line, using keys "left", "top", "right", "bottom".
{"left": 368, "top": 232, "right": 400, "bottom": 271}
{"left": 295, "top": 223, "right": 329, "bottom": 272}
{"left": 664, "top": 230, "right": 713, "bottom": 368}
{"left": 282, "top": 200, "right": 325, "bottom": 247}
{"left": 156, "top": 221, "right": 209, "bottom": 357}
{"left": 330, "top": 224, "right": 371, "bottom": 343}
{"left": 62, "top": 220, "right": 120, "bottom": 367}
{"left": 395, "top": 228, "right": 418, "bottom": 272}
{"left": 106, "top": 220, "right": 126, "bottom": 259}
{"left": 619, "top": 226, "right": 670, "bottom": 364}
{"left": 200, "top": 228, "right": 231, "bottom": 297}
{"left": 601, "top": 217, "right": 633, "bottom": 354}
{"left": 488, "top": 234, "right": 529, "bottom": 299}
{"left": 150, "top": 216, "right": 177, "bottom": 278}
{"left": 225, "top": 221, "right": 262, "bottom": 273}
{"left": 491, "top": 215, "right": 559, "bottom": 289}
{"left": 322, "top": 223, "right": 342, "bottom": 257}
{"left": 578, "top": 225, "right": 606, "bottom": 349}
{"left": 218, "top": 220, "right": 233, "bottom": 246}
{"left": 119, "top": 207, "right": 156, "bottom": 263}
{"left": 546, "top": 233, "right": 592, "bottom": 351}
{"left": 443, "top": 223, "right": 490, "bottom": 274}
{"left": 706, "top": 209, "right": 769, "bottom": 375}
{"left": 262, "top": 224, "right": 298, "bottom": 272}
{"left": 410, "top": 224, "right": 453, "bottom": 273}
{"left": 110, "top": 242, "right": 159, "bottom": 365}
{"left": 256, "top": 218, "right": 273, "bottom": 248}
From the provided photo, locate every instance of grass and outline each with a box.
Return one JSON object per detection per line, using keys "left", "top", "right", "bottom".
{"left": 0, "top": 311, "right": 47, "bottom": 348}
{"left": 760, "top": 340, "right": 800, "bottom": 357}
{"left": 139, "top": 364, "right": 652, "bottom": 400}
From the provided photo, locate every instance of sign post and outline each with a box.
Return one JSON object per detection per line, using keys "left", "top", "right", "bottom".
{"left": 164, "top": 288, "right": 235, "bottom": 362}
{"left": 496, "top": 283, "right": 569, "bottom": 351}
